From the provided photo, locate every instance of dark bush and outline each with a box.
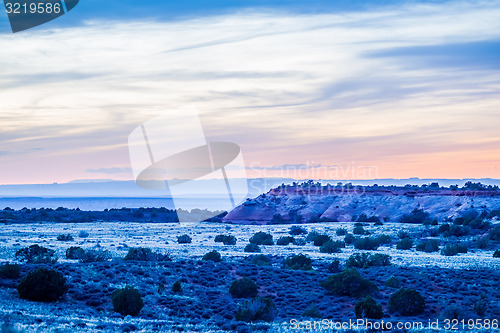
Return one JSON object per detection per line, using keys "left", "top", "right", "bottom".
{"left": 385, "top": 276, "right": 402, "bottom": 288}
{"left": 66, "top": 246, "right": 85, "bottom": 260}
{"left": 374, "top": 221, "right": 384, "bottom": 226}
{"left": 441, "top": 243, "right": 468, "bottom": 256}
{"left": 396, "top": 238, "right": 413, "bottom": 250}
{"left": 78, "top": 230, "right": 89, "bottom": 238}
{"left": 214, "top": 235, "right": 237, "bottom": 245}
{"left": 354, "top": 237, "right": 380, "bottom": 250}
{"left": 249, "top": 232, "right": 273, "bottom": 245}
{"left": 320, "top": 240, "right": 344, "bottom": 253}
{"left": 235, "top": 297, "right": 277, "bottom": 323}
{"left": 357, "top": 214, "right": 380, "bottom": 223}
{"left": 302, "top": 304, "right": 321, "bottom": 318}
{"left": 290, "top": 226, "right": 307, "bottom": 235}
{"left": 493, "top": 250, "right": 500, "bottom": 258}
{"left": 305, "top": 231, "right": 320, "bottom": 243}
{"left": 15, "top": 245, "right": 57, "bottom": 264}
{"left": 326, "top": 259, "right": 342, "bottom": 273}
{"left": 473, "top": 295, "right": 488, "bottom": 316}
{"left": 0, "top": 263, "right": 20, "bottom": 279}
{"left": 17, "top": 268, "right": 68, "bottom": 302}
{"left": 389, "top": 288, "right": 425, "bottom": 316}
{"left": 251, "top": 254, "right": 271, "bottom": 266}
{"left": 80, "top": 249, "right": 111, "bottom": 263}
{"left": 276, "top": 236, "right": 295, "bottom": 246}
{"left": 353, "top": 226, "right": 365, "bottom": 235}
{"left": 355, "top": 295, "right": 384, "bottom": 319}
{"left": 57, "top": 234, "right": 74, "bottom": 241}
{"left": 476, "top": 236, "right": 490, "bottom": 249}
{"left": 416, "top": 239, "right": 440, "bottom": 253}
{"left": 282, "top": 254, "right": 312, "bottom": 271}
{"left": 440, "top": 305, "right": 473, "bottom": 321}
{"left": 400, "top": 209, "right": 430, "bottom": 224}
{"left": 125, "top": 247, "right": 157, "bottom": 261}
{"left": 345, "top": 253, "right": 391, "bottom": 268}
{"left": 376, "top": 234, "right": 392, "bottom": 245}
{"left": 344, "top": 234, "right": 356, "bottom": 244}
{"left": 112, "top": 286, "right": 144, "bottom": 316}
{"left": 172, "top": 281, "right": 182, "bottom": 293}
{"left": 244, "top": 243, "right": 261, "bottom": 253}
{"left": 398, "top": 230, "right": 410, "bottom": 239}
{"left": 270, "top": 214, "right": 286, "bottom": 224}
{"left": 202, "top": 250, "right": 222, "bottom": 262}
{"left": 229, "top": 277, "right": 258, "bottom": 298}
{"left": 490, "top": 225, "right": 500, "bottom": 241}
{"left": 321, "top": 269, "right": 377, "bottom": 298}
{"left": 177, "top": 234, "right": 192, "bottom": 244}
{"left": 312, "top": 234, "right": 331, "bottom": 246}
{"left": 336, "top": 228, "right": 347, "bottom": 236}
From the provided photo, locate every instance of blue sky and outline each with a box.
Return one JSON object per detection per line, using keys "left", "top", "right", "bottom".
{"left": 1, "top": 0, "right": 500, "bottom": 184}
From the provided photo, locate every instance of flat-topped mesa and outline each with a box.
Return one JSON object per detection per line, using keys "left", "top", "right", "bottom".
{"left": 223, "top": 182, "right": 500, "bottom": 225}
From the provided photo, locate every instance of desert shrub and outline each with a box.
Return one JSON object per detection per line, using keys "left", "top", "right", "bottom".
{"left": 172, "top": 281, "right": 182, "bottom": 293}
{"left": 0, "top": 263, "right": 20, "bottom": 279}
{"left": 276, "top": 236, "right": 295, "bottom": 246}
{"left": 376, "top": 234, "right": 392, "bottom": 245}
{"left": 354, "top": 222, "right": 364, "bottom": 227}
{"left": 202, "top": 250, "right": 222, "bottom": 262}
{"left": 80, "top": 249, "right": 111, "bottom": 263}
{"left": 78, "top": 230, "right": 89, "bottom": 238}
{"left": 66, "top": 246, "right": 85, "bottom": 260}
{"left": 416, "top": 239, "right": 440, "bottom": 253}
{"left": 290, "top": 226, "right": 308, "bottom": 235}
{"left": 354, "top": 237, "right": 380, "bottom": 250}
{"left": 214, "top": 234, "right": 237, "bottom": 245}
{"left": 344, "top": 234, "right": 356, "bottom": 244}
{"left": 336, "top": 228, "right": 347, "bottom": 236}
{"left": 177, "top": 234, "right": 192, "bottom": 244}
{"left": 385, "top": 276, "right": 402, "bottom": 288}
{"left": 490, "top": 225, "right": 500, "bottom": 241}
{"left": 321, "top": 269, "right": 377, "bottom": 298}
{"left": 305, "top": 231, "right": 320, "bottom": 243}
{"left": 294, "top": 238, "right": 307, "bottom": 246}
{"left": 441, "top": 243, "right": 468, "bottom": 256}
{"left": 270, "top": 214, "right": 286, "bottom": 224}
{"left": 448, "top": 225, "right": 471, "bottom": 237}
{"left": 346, "top": 253, "right": 391, "bottom": 268}
{"left": 302, "top": 304, "right": 321, "bottom": 318}
{"left": 15, "top": 245, "right": 57, "bottom": 264}
{"left": 326, "top": 259, "right": 342, "bottom": 273}
{"left": 244, "top": 243, "right": 261, "bottom": 253}
{"left": 355, "top": 295, "right": 384, "bottom": 319}
{"left": 57, "top": 234, "right": 74, "bottom": 241}
{"left": 400, "top": 208, "right": 430, "bottom": 224}
{"left": 251, "top": 254, "right": 271, "bottom": 266}
{"left": 320, "top": 240, "right": 344, "bottom": 253}
{"left": 312, "top": 234, "right": 331, "bottom": 246}
{"left": 473, "top": 295, "right": 488, "bottom": 316}
{"left": 229, "top": 277, "right": 258, "bottom": 298}
{"left": 112, "top": 286, "right": 144, "bottom": 316}
{"left": 398, "top": 230, "right": 410, "bottom": 239}
{"left": 249, "top": 232, "right": 273, "bottom": 245}
{"left": 124, "top": 247, "right": 161, "bottom": 261}
{"left": 389, "top": 288, "right": 425, "bottom": 316}
{"left": 397, "top": 238, "right": 414, "bottom": 250}
{"left": 476, "top": 236, "right": 490, "bottom": 249}
{"left": 493, "top": 250, "right": 500, "bottom": 258}
{"left": 282, "top": 254, "right": 312, "bottom": 271}
{"left": 374, "top": 220, "right": 384, "bottom": 226}
{"left": 353, "top": 226, "right": 365, "bottom": 235}
{"left": 235, "top": 297, "right": 276, "bottom": 323}
{"left": 440, "top": 305, "right": 473, "bottom": 321}
{"left": 438, "top": 223, "right": 451, "bottom": 234}
{"left": 357, "top": 214, "right": 380, "bottom": 223}
{"left": 17, "top": 268, "right": 68, "bottom": 302}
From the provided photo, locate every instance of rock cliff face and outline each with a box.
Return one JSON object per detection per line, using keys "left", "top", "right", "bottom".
{"left": 224, "top": 185, "right": 500, "bottom": 224}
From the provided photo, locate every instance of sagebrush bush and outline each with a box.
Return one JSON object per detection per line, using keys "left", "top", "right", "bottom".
{"left": 319, "top": 240, "right": 344, "bottom": 253}
{"left": 344, "top": 234, "right": 356, "bottom": 244}
{"left": 321, "top": 269, "right": 377, "bottom": 297}
{"left": 15, "top": 245, "right": 57, "bottom": 264}
{"left": 80, "top": 249, "right": 111, "bottom": 263}
{"left": 276, "top": 236, "right": 295, "bottom": 246}
{"left": 416, "top": 239, "right": 440, "bottom": 253}
{"left": 490, "top": 225, "right": 500, "bottom": 241}
{"left": 172, "top": 281, "right": 182, "bottom": 293}
{"left": 302, "top": 304, "right": 321, "bottom": 318}
{"left": 355, "top": 295, "right": 384, "bottom": 319}
{"left": 493, "top": 250, "right": 500, "bottom": 258}
{"left": 244, "top": 243, "right": 261, "bottom": 253}
{"left": 305, "top": 231, "right": 320, "bottom": 243}
{"left": 0, "top": 263, "right": 20, "bottom": 279}
{"left": 353, "top": 226, "right": 365, "bottom": 235}
{"left": 78, "top": 230, "right": 89, "bottom": 238}
{"left": 249, "top": 232, "right": 273, "bottom": 245}
{"left": 235, "top": 297, "right": 276, "bottom": 323}
{"left": 476, "top": 236, "right": 490, "bottom": 249}
{"left": 251, "top": 254, "right": 271, "bottom": 266}
{"left": 396, "top": 238, "right": 413, "bottom": 250}
{"left": 17, "top": 268, "right": 68, "bottom": 302}
{"left": 326, "top": 259, "right": 342, "bottom": 273}
{"left": 124, "top": 247, "right": 168, "bottom": 261}
{"left": 202, "top": 250, "right": 222, "bottom": 262}
{"left": 312, "top": 234, "right": 331, "bottom": 246}
{"left": 441, "top": 243, "right": 468, "bottom": 256}
{"left": 214, "top": 234, "right": 237, "bottom": 245}
{"left": 389, "top": 288, "right": 425, "bottom": 316}
{"left": 384, "top": 276, "right": 402, "bottom": 288}
{"left": 177, "top": 234, "right": 192, "bottom": 244}
{"left": 336, "top": 228, "right": 347, "bottom": 236}
{"left": 229, "top": 277, "right": 258, "bottom": 298}
{"left": 290, "top": 226, "right": 308, "bottom": 235}
{"left": 112, "top": 286, "right": 144, "bottom": 316}
{"left": 66, "top": 246, "right": 85, "bottom": 260}
{"left": 400, "top": 208, "right": 430, "bottom": 224}
{"left": 353, "top": 237, "right": 380, "bottom": 250}
{"left": 376, "top": 234, "right": 392, "bottom": 245}
{"left": 282, "top": 254, "right": 312, "bottom": 271}
{"left": 57, "top": 234, "right": 74, "bottom": 241}
{"left": 345, "top": 253, "right": 391, "bottom": 268}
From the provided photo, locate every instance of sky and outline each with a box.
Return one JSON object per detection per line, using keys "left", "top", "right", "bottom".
{"left": 1, "top": 0, "right": 500, "bottom": 184}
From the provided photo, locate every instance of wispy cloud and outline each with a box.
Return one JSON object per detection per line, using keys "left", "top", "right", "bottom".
{"left": 86, "top": 167, "right": 132, "bottom": 174}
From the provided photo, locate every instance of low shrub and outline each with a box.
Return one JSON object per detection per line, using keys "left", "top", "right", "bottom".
{"left": 229, "top": 277, "right": 258, "bottom": 298}
{"left": 440, "top": 305, "right": 473, "bottom": 321}
{"left": 80, "top": 249, "right": 111, "bottom": 263}
{"left": 336, "top": 228, "right": 347, "bottom": 236}
{"left": 353, "top": 237, "right": 380, "bottom": 250}
{"left": 441, "top": 243, "right": 468, "bottom": 256}
{"left": 396, "top": 238, "right": 414, "bottom": 250}
{"left": 78, "top": 230, "right": 89, "bottom": 238}
{"left": 276, "top": 236, "right": 295, "bottom": 246}
{"left": 214, "top": 234, "right": 237, "bottom": 245}
{"left": 302, "top": 304, "right": 321, "bottom": 318}
{"left": 385, "top": 276, "right": 402, "bottom": 288}
{"left": 389, "top": 288, "right": 425, "bottom": 316}
{"left": 235, "top": 297, "right": 277, "bottom": 323}
{"left": 353, "top": 226, "right": 365, "bottom": 235}
{"left": 376, "top": 234, "right": 392, "bottom": 245}
{"left": 305, "top": 231, "right": 320, "bottom": 243}
{"left": 66, "top": 246, "right": 85, "bottom": 260}
{"left": 282, "top": 254, "right": 312, "bottom": 271}
{"left": 493, "top": 250, "right": 500, "bottom": 258}
{"left": 57, "top": 234, "right": 74, "bottom": 242}
{"left": 326, "top": 259, "right": 342, "bottom": 273}
{"left": 416, "top": 239, "right": 440, "bottom": 253}
{"left": 290, "top": 226, "right": 308, "bottom": 235}
{"left": 320, "top": 240, "right": 345, "bottom": 253}
{"left": 374, "top": 220, "right": 384, "bottom": 226}
{"left": 202, "top": 250, "right": 222, "bottom": 262}
{"left": 172, "top": 281, "right": 182, "bottom": 293}
{"left": 345, "top": 253, "right": 391, "bottom": 268}
{"left": 112, "top": 286, "right": 144, "bottom": 316}
{"left": 398, "top": 230, "right": 410, "bottom": 239}
{"left": 355, "top": 295, "right": 384, "bottom": 319}
{"left": 124, "top": 247, "right": 165, "bottom": 261}
{"left": 321, "top": 269, "right": 377, "bottom": 297}
{"left": 490, "top": 225, "right": 500, "bottom": 241}
{"left": 400, "top": 208, "right": 430, "bottom": 224}
{"left": 312, "top": 234, "right": 332, "bottom": 246}
{"left": 0, "top": 263, "right": 20, "bottom": 279}
{"left": 177, "top": 234, "right": 192, "bottom": 244}
{"left": 476, "top": 236, "right": 490, "bottom": 249}
{"left": 249, "top": 232, "right": 273, "bottom": 245}
{"left": 17, "top": 268, "right": 68, "bottom": 302}
{"left": 15, "top": 245, "right": 57, "bottom": 264}
{"left": 251, "top": 254, "right": 271, "bottom": 266}
{"left": 357, "top": 214, "right": 381, "bottom": 223}
{"left": 344, "top": 234, "right": 356, "bottom": 244}
{"left": 244, "top": 243, "right": 261, "bottom": 253}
